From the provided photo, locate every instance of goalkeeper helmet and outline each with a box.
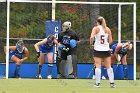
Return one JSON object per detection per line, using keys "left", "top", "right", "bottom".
{"left": 62, "top": 21, "right": 71, "bottom": 31}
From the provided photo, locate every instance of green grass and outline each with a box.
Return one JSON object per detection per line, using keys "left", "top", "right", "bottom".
{"left": 0, "top": 79, "right": 140, "bottom": 93}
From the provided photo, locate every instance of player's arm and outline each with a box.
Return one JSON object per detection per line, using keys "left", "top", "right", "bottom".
{"left": 74, "top": 31, "right": 81, "bottom": 44}
{"left": 114, "top": 43, "right": 122, "bottom": 62}
{"left": 21, "top": 48, "right": 29, "bottom": 62}
{"left": 34, "top": 38, "right": 47, "bottom": 52}
{"left": 90, "top": 27, "right": 97, "bottom": 48}
{"left": 107, "top": 27, "right": 113, "bottom": 45}
{"left": 73, "top": 31, "right": 79, "bottom": 41}
{"left": 58, "top": 33, "right": 63, "bottom": 43}
{"left": 4, "top": 46, "right": 16, "bottom": 54}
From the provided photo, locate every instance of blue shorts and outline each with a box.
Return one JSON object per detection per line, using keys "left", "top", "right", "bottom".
{"left": 9, "top": 51, "right": 15, "bottom": 60}
{"left": 39, "top": 45, "right": 53, "bottom": 54}
{"left": 9, "top": 51, "right": 23, "bottom": 59}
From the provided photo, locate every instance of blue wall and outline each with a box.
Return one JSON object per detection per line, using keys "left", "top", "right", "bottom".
{"left": 0, "top": 63, "right": 134, "bottom": 79}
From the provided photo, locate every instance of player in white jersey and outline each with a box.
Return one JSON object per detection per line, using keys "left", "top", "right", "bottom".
{"left": 90, "top": 16, "right": 116, "bottom": 88}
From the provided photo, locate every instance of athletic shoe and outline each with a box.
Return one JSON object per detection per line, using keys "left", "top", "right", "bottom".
{"left": 110, "top": 83, "right": 116, "bottom": 88}
{"left": 15, "top": 74, "right": 21, "bottom": 79}
{"left": 39, "top": 74, "right": 42, "bottom": 79}
{"left": 124, "top": 78, "right": 128, "bottom": 80}
{"left": 94, "top": 83, "right": 100, "bottom": 88}
{"left": 92, "top": 75, "right": 96, "bottom": 79}
{"left": 47, "top": 75, "right": 52, "bottom": 79}
{"left": 68, "top": 74, "right": 75, "bottom": 79}
{"left": 101, "top": 76, "right": 106, "bottom": 80}
{"left": 57, "top": 74, "right": 61, "bottom": 79}
{"left": 36, "top": 74, "right": 42, "bottom": 79}
{"left": 58, "top": 74, "right": 66, "bottom": 79}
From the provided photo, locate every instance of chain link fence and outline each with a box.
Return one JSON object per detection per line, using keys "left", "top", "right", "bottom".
{"left": 0, "top": 0, "right": 139, "bottom": 78}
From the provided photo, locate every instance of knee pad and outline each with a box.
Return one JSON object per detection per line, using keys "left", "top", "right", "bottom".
{"left": 48, "top": 63, "right": 53, "bottom": 67}
{"left": 61, "top": 50, "right": 67, "bottom": 60}
{"left": 56, "top": 56, "right": 62, "bottom": 63}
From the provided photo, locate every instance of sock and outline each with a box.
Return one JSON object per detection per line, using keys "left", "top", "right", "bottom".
{"left": 95, "top": 68, "right": 101, "bottom": 84}
{"left": 107, "top": 68, "right": 114, "bottom": 83}
{"left": 14, "top": 64, "right": 20, "bottom": 77}
{"left": 37, "top": 65, "right": 42, "bottom": 75}
{"left": 101, "top": 66, "right": 106, "bottom": 77}
{"left": 93, "top": 65, "right": 96, "bottom": 76}
{"left": 48, "top": 64, "right": 53, "bottom": 75}
{"left": 123, "top": 65, "right": 128, "bottom": 79}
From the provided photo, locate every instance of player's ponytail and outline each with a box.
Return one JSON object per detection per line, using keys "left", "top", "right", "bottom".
{"left": 97, "top": 16, "right": 107, "bottom": 33}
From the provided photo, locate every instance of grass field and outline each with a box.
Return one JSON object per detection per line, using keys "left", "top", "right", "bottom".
{"left": 0, "top": 79, "right": 140, "bottom": 93}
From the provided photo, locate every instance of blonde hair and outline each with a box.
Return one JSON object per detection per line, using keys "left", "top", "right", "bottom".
{"left": 128, "top": 44, "right": 133, "bottom": 50}
{"left": 17, "top": 40, "right": 24, "bottom": 46}
{"left": 97, "top": 16, "right": 107, "bottom": 33}
{"left": 47, "top": 34, "right": 55, "bottom": 40}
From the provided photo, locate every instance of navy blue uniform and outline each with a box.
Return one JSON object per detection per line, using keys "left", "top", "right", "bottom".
{"left": 111, "top": 43, "right": 127, "bottom": 55}
{"left": 39, "top": 39, "right": 54, "bottom": 54}
{"left": 111, "top": 43, "right": 128, "bottom": 79}
{"left": 9, "top": 47, "right": 25, "bottom": 59}
{"left": 9, "top": 47, "right": 26, "bottom": 78}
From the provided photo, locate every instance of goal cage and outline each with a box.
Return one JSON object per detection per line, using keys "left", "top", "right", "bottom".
{"left": 4, "top": 0, "right": 136, "bottom": 79}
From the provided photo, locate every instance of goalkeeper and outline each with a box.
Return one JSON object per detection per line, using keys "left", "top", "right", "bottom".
{"left": 56, "top": 21, "right": 79, "bottom": 79}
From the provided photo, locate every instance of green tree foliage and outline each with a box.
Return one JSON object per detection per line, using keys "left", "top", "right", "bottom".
{"left": 10, "top": 3, "right": 48, "bottom": 39}
{"left": 0, "top": 3, "right": 6, "bottom": 37}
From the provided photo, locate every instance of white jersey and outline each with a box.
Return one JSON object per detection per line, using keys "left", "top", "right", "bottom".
{"left": 94, "top": 25, "right": 110, "bottom": 51}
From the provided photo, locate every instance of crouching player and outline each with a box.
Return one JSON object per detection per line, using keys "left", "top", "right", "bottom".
{"left": 4, "top": 40, "right": 29, "bottom": 78}
{"left": 111, "top": 41, "right": 133, "bottom": 79}
{"left": 34, "top": 35, "right": 58, "bottom": 79}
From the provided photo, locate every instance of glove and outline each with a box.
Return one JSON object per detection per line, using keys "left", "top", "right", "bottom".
{"left": 36, "top": 52, "right": 40, "bottom": 58}
{"left": 20, "top": 59, "right": 24, "bottom": 63}
{"left": 90, "top": 44, "right": 94, "bottom": 49}
{"left": 62, "top": 47, "right": 69, "bottom": 52}
{"left": 56, "top": 51, "right": 58, "bottom": 56}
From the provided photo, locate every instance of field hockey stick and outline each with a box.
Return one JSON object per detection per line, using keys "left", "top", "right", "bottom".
{"left": 36, "top": 51, "right": 40, "bottom": 62}
{"left": 114, "top": 55, "right": 124, "bottom": 74}
{"left": 87, "top": 48, "right": 95, "bottom": 78}
{"left": 87, "top": 67, "right": 94, "bottom": 78}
